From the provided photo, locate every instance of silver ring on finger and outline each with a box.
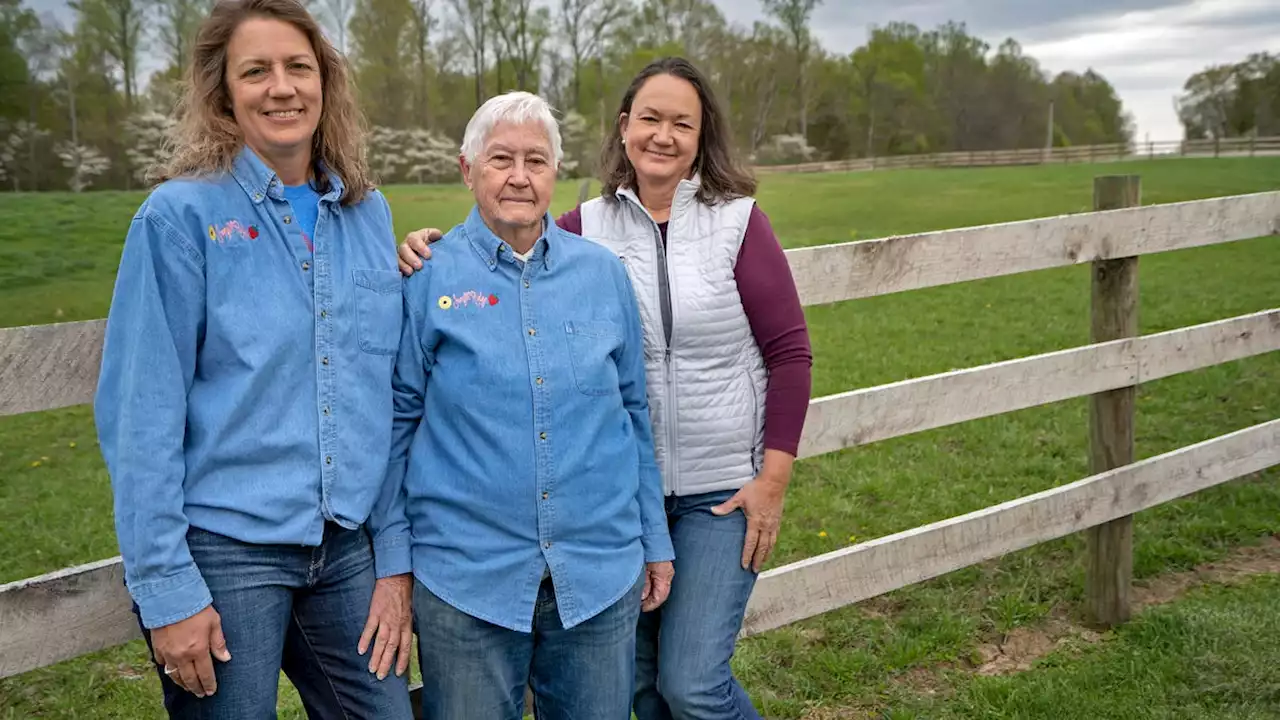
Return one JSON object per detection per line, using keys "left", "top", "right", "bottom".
{"left": 164, "top": 665, "right": 178, "bottom": 675}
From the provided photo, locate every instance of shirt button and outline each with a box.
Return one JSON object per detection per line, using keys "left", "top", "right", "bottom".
{"left": 301, "top": 261, "right": 310, "bottom": 271}
{"left": 535, "top": 377, "right": 543, "bottom": 385}
{"left": 320, "top": 310, "right": 327, "bottom": 318}
{"left": 322, "top": 357, "right": 329, "bottom": 365}
{"left": 544, "top": 542, "right": 552, "bottom": 549}
{"left": 323, "top": 406, "right": 330, "bottom": 415}
{"left": 524, "top": 280, "right": 530, "bottom": 288}
{"left": 527, "top": 328, "right": 536, "bottom": 336}
{"left": 542, "top": 492, "right": 549, "bottom": 500}
{"left": 325, "top": 456, "right": 332, "bottom": 465}
{"left": 539, "top": 432, "right": 547, "bottom": 440}
{"left": 283, "top": 215, "right": 293, "bottom": 224}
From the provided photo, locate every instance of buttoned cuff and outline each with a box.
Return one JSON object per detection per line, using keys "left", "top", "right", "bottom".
{"left": 373, "top": 533, "right": 413, "bottom": 579}
{"left": 131, "top": 565, "right": 213, "bottom": 630}
{"left": 641, "top": 528, "right": 675, "bottom": 564}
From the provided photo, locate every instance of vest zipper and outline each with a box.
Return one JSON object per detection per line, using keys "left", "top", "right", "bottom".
{"left": 650, "top": 218, "right": 678, "bottom": 497}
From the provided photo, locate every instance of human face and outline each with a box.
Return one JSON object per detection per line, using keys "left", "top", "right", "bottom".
{"left": 225, "top": 17, "right": 322, "bottom": 171}
{"left": 619, "top": 73, "right": 702, "bottom": 186}
{"left": 460, "top": 121, "right": 557, "bottom": 239}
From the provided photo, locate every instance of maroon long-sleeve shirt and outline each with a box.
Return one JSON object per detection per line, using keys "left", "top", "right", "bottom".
{"left": 557, "top": 203, "right": 813, "bottom": 457}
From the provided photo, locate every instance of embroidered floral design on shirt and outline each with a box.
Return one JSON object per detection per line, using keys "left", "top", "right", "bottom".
{"left": 437, "top": 290, "right": 498, "bottom": 310}
{"left": 208, "top": 220, "right": 258, "bottom": 244}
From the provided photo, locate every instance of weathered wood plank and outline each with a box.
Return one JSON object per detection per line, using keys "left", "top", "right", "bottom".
{"left": 0, "top": 319, "right": 105, "bottom": 417}
{"left": 743, "top": 418, "right": 1280, "bottom": 637}
{"left": 1085, "top": 175, "right": 1141, "bottom": 627}
{"left": 797, "top": 309, "right": 1280, "bottom": 458}
{"left": 786, "top": 191, "right": 1280, "bottom": 306}
{"left": 0, "top": 556, "right": 137, "bottom": 678}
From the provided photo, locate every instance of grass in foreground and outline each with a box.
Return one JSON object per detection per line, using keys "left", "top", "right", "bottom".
{"left": 1, "top": 158, "right": 1278, "bottom": 717}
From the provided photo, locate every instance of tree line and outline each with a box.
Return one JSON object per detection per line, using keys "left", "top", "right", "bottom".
{"left": 2, "top": 0, "right": 1145, "bottom": 192}
{"left": 1177, "top": 52, "right": 1280, "bottom": 140}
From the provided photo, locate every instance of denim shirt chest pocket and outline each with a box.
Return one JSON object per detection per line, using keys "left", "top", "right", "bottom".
{"left": 352, "top": 268, "right": 403, "bottom": 355}
{"left": 564, "top": 319, "right": 622, "bottom": 396}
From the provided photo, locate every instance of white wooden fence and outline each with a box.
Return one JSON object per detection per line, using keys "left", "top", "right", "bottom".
{"left": 1, "top": 177, "right": 1277, "bottom": 715}
{"left": 754, "top": 136, "right": 1280, "bottom": 175}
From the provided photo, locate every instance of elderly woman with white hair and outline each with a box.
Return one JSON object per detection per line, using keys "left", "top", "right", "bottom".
{"left": 384, "top": 89, "right": 675, "bottom": 720}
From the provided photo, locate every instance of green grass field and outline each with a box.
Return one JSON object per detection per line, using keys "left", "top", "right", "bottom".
{"left": 2, "top": 157, "right": 1278, "bottom": 718}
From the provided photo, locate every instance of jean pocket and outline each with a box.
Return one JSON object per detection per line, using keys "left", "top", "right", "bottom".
{"left": 352, "top": 268, "right": 403, "bottom": 355}
{"left": 565, "top": 319, "right": 622, "bottom": 396}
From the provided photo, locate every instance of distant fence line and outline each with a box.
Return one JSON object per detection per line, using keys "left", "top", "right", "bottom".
{"left": 754, "top": 136, "right": 1280, "bottom": 175}
{"left": 1, "top": 178, "right": 1278, "bottom": 720}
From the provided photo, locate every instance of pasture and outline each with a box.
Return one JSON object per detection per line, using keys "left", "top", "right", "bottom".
{"left": 1, "top": 157, "right": 1279, "bottom": 718}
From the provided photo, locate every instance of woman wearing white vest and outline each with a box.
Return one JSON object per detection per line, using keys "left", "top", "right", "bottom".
{"left": 399, "top": 57, "right": 813, "bottom": 720}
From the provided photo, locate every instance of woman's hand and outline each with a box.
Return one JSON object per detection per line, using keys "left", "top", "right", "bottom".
{"left": 711, "top": 449, "right": 795, "bottom": 572}
{"left": 152, "top": 604, "right": 231, "bottom": 698}
{"left": 397, "top": 228, "right": 442, "bottom": 275}
{"left": 359, "top": 573, "right": 414, "bottom": 680}
{"left": 641, "top": 560, "right": 674, "bottom": 612}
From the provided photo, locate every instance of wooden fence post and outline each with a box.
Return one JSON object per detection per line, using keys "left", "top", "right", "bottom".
{"left": 1085, "top": 175, "right": 1141, "bottom": 627}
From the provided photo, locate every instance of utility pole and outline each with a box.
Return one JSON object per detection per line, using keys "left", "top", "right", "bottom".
{"left": 1045, "top": 99, "right": 1055, "bottom": 151}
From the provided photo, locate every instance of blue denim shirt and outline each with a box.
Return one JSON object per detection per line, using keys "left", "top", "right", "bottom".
{"left": 387, "top": 206, "right": 674, "bottom": 633}
{"left": 94, "top": 146, "right": 411, "bottom": 629}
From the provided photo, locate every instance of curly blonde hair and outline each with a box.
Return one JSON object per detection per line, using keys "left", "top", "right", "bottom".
{"left": 153, "top": 0, "right": 373, "bottom": 205}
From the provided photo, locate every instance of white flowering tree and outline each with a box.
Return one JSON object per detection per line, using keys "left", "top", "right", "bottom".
{"left": 558, "top": 110, "right": 590, "bottom": 179}
{"left": 752, "top": 133, "right": 819, "bottom": 165}
{"left": 368, "top": 126, "right": 458, "bottom": 185}
{"left": 2, "top": 121, "right": 52, "bottom": 191}
{"left": 403, "top": 128, "right": 458, "bottom": 184}
{"left": 126, "top": 111, "right": 177, "bottom": 185}
{"left": 57, "top": 141, "right": 112, "bottom": 192}
{"left": 367, "top": 126, "right": 409, "bottom": 183}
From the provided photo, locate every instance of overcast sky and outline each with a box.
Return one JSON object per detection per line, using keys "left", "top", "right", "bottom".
{"left": 25, "top": 0, "right": 1280, "bottom": 141}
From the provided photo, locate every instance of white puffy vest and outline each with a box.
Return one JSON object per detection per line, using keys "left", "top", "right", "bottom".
{"left": 578, "top": 178, "right": 767, "bottom": 497}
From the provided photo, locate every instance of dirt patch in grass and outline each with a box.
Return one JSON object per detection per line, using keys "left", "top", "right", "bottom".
{"left": 1132, "top": 535, "right": 1280, "bottom": 608}
{"left": 969, "top": 535, "right": 1280, "bottom": 677}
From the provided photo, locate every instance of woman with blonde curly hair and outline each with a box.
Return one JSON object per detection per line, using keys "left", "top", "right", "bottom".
{"left": 93, "top": 0, "right": 414, "bottom": 716}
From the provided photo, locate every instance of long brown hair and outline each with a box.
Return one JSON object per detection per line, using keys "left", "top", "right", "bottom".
{"left": 153, "top": 0, "right": 372, "bottom": 205}
{"left": 599, "top": 57, "right": 756, "bottom": 206}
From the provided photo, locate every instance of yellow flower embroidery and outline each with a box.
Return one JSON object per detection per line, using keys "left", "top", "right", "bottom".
{"left": 438, "top": 295, "right": 452, "bottom": 310}
{"left": 207, "top": 224, "right": 216, "bottom": 242}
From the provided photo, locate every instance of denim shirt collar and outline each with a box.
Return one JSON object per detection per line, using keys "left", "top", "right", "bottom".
{"left": 230, "top": 145, "right": 345, "bottom": 208}
{"left": 463, "top": 204, "right": 555, "bottom": 272}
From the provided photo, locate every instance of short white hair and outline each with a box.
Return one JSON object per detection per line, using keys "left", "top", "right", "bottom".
{"left": 460, "top": 91, "right": 563, "bottom": 166}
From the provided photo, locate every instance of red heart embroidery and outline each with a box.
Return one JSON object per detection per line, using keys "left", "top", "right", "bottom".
{"left": 248, "top": 225, "right": 259, "bottom": 239}
{"left": 488, "top": 295, "right": 499, "bottom": 306}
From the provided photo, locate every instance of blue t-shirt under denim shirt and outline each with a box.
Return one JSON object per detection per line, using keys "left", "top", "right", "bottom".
{"left": 94, "top": 145, "right": 412, "bottom": 629}
{"left": 283, "top": 181, "right": 322, "bottom": 252}
{"left": 386, "top": 205, "right": 675, "bottom": 633}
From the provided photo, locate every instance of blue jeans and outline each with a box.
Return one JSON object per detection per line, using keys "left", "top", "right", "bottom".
{"left": 134, "top": 522, "right": 414, "bottom": 719}
{"left": 633, "top": 489, "right": 763, "bottom": 720}
{"left": 414, "top": 572, "right": 644, "bottom": 720}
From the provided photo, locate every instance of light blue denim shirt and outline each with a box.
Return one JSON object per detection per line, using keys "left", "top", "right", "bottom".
{"left": 94, "top": 146, "right": 411, "bottom": 629}
{"left": 387, "top": 205, "right": 674, "bottom": 633}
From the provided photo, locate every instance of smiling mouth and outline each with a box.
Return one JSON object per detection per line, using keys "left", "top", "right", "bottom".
{"left": 645, "top": 149, "right": 677, "bottom": 158}
{"left": 264, "top": 109, "right": 303, "bottom": 118}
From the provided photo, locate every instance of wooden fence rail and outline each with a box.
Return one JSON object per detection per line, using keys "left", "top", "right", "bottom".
{"left": 754, "top": 135, "right": 1280, "bottom": 175}
{"left": 1, "top": 180, "right": 1278, "bottom": 715}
